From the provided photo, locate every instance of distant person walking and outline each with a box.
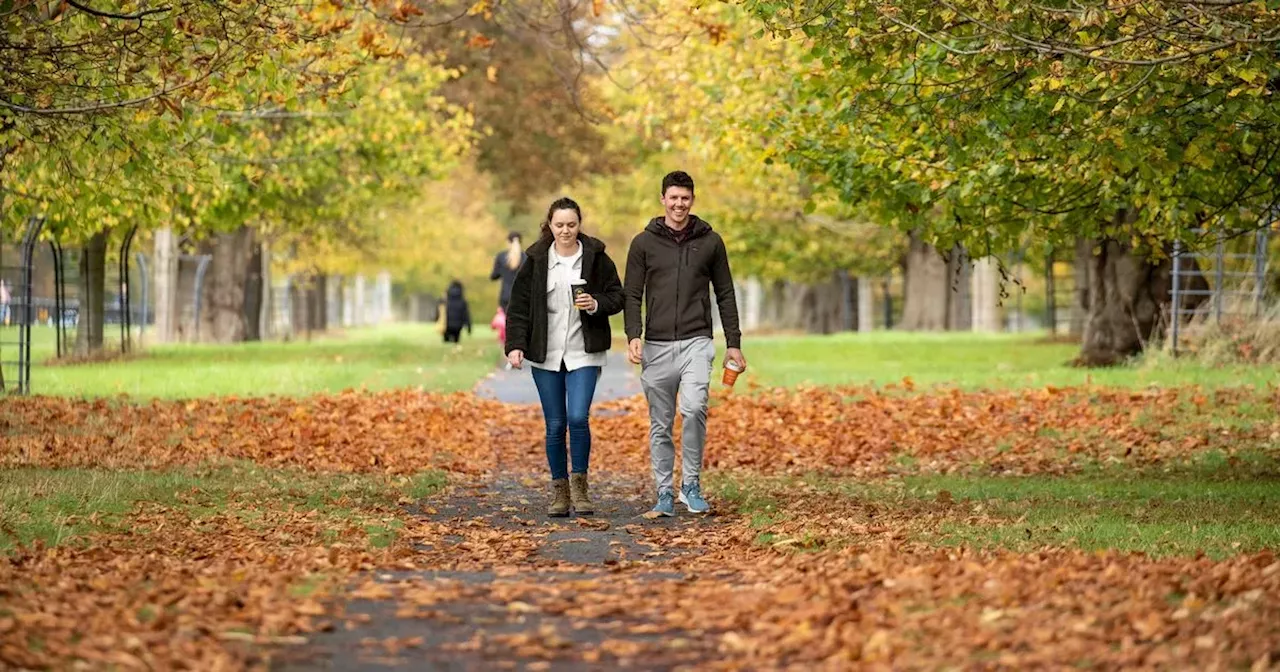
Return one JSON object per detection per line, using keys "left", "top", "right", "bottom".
{"left": 504, "top": 197, "right": 624, "bottom": 517}
{"left": 442, "top": 280, "right": 472, "bottom": 343}
{"left": 624, "top": 170, "right": 746, "bottom": 516}
{"left": 491, "top": 232, "right": 526, "bottom": 312}
{"left": 491, "top": 232, "right": 527, "bottom": 363}
{"left": 0, "top": 278, "right": 9, "bottom": 326}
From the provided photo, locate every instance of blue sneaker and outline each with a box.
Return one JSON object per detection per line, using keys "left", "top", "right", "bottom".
{"left": 679, "top": 479, "right": 711, "bottom": 514}
{"left": 650, "top": 489, "right": 675, "bottom": 517}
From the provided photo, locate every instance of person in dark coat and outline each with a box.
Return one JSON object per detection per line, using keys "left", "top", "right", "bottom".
{"left": 443, "top": 280, "right": 472, "bottom": 343}
{"left": 490, "top": 232, "right": 526, "bottom": 312}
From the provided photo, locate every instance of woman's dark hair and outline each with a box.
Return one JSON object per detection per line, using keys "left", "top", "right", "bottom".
{"left": 540, "top": 197, "right": 583, "bottom": 241}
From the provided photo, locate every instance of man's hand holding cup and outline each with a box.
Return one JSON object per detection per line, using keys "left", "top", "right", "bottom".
{"left": 722, "top": 347, "right": 747, "bottom": 387}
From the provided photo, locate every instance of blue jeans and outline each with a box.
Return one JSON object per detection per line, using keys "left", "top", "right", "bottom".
{"left": 531, "top": 365, "right": 601, "bottom": 480}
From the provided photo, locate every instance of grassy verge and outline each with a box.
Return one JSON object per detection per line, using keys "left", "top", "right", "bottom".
{"left": 14, "top": 324, "right": 1278, "bottom": 398}
{"left": 9, "top": 323, "right": 501, "bottom": 398}
{"left": 718, "top": 331, "right": 1280, "bottom": 390}
{"left": 712, "top": 453, "right": 1280, "bottom": 558}
{"left": 0, "top": 463, "right": 447, "bottom": 553}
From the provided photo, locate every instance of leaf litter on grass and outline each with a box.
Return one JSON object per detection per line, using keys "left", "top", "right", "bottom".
{"left": 1, "top": 385, "right": 1278, "bottom": 669}
{"left": 4, "top": 386, "right": 1276, "bottom": 476}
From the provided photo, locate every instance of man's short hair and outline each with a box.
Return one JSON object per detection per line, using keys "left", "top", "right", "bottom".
{"left": 661, "top": 171, "right": 695, "bottom": 197}
{"left": 507, "top": 231, "right": 522, "bottom": 242}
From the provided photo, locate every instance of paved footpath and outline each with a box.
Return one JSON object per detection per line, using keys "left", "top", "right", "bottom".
{"left": 274, "top": 356, "right": 723, "bottom": 671}
{"left": 472, "top": 352, "right": 643, "bottom": 406}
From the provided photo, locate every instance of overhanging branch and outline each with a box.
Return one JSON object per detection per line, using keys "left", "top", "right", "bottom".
{"left": 65, "top": 0, "right": 171, "bottom": 21}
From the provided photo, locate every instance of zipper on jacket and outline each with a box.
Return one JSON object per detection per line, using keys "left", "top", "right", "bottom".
{"left": 675, "top": 239, "right": 688, "bottom": 340}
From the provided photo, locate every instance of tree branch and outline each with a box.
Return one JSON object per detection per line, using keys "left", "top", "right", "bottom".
{"left": 65, "top": 0, "right": 171, "bottom": 21}
{"left": 0, "top": 75, "right": 203, "bottom": 116}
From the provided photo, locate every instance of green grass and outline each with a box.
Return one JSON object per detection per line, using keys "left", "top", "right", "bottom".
{"left": 0, "top": 463, "right": 447, "bottom": 553}
{"left": 721, "top": 331, "right": 1280, "bottom": 390}
{"left": 9, "top": 324, "right": 1276, "bottom": 399}
{"left": 906, "top": 470, "right": 1280, "bottom": 559}
{"left": 3, "top": 323, "right": 502, "bottom": 399}
{"left": 711, "top": 455, "right": 1280, "bottom": 558}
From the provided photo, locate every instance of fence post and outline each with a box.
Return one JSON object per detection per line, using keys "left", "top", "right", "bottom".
{"left": 1171, "top": 239, "right": 1182, "bottom": 357}
{"left": 119, "top": 225, "right": 137, "bottom": 353}
{"left": 135, "top": 251, "right": 149, "bottom": 348}
{"left": 1044, "top": 248, "right": 1057, "bottom": 335}
{"left": 881, "top": 278, "right": 893, "bottom": 329}
{"left": 191, "top": 254, "right": 213, "bottom": 340}
{"left": 1214, "top": 233, "right": 1225, "bottom": 323}
{"left": 1256, "top": 227, "right": 1269, "bottom": 318}
{"left": 49, "top": 240, "right": 65, "bottom": 358}
{"left": 17, "top": 216, "right": 45, "bottom": 394}
{"left": 1013, "top": 250, "right": 1025, "bottom": 332}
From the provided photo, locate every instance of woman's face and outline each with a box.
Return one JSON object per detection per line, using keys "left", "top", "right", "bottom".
{"left": 549, "top": 208, "right": 581, "bottom": 246}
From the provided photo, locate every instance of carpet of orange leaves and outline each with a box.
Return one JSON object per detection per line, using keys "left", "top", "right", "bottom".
{"left": 5, "top": 386, "right": 1276, "bottom": 476}
{"left": 2, "top": 386, "right": 1278, "bottom": 670}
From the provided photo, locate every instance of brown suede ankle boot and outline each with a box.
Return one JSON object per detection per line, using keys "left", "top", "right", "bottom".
{"left": 548, "top": 479, "right": 571, "bottom": 517}
{"left": 569, "top": 473, "right": 594, "bottom": 515}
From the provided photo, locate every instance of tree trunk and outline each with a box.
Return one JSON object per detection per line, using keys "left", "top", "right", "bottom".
{"left": 1071, "top": 237, "right": 1095, "bottom": 338}
{"left": 197, "top": 226, "right": 255, "bottom": 343}
{"left": 900, "top": 231, "right": 949, "bottom": 330}
{"left": 258, "top": 240, "right": 273, "bottom": 340}
{"left": 1077, "top": 238, "right": 1208, "bottom": 366}
{"left": 780, "top": 282, "right": 808, "bottom": 330}
{"left": 741, "top": 278, "right": 763, "bottom": 333}
{"left": 809, "top": 278, "right": 843, "bottom": 334}
{"left": 945, "top": 244, "right": 973, "bottom": 330}
{"left": 152, "top": 227, "right": 179, "bottom": 344}
{"left": 289, "top": 276, "right": 309, "bottom": 340}
{"left": 971, "top": 256, "right": 1002, "bottom": 332}
{"left": 353, "top": 275, "right": 367, "bottom": 326}
{"left": 74, "top": 231, "right": 109, "bottom": 356}
{"left": 313, "top": 275, "right": 328, "bottom": 331}
{"left": 242, "top": 239, "right": 264, "bottom": 341}
{"left": 857, "top": 277, "right": 874, "bottom": 332}
{"left": 332, "top": 276, "right": 345, "bottom": 329}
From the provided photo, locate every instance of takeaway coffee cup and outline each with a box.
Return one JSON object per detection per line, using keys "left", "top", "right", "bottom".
{"left": 722, "top": 358, "right": 745, "bottom": 387}
{"left": 570, "top": 279, "right": 588, "bottom": 309}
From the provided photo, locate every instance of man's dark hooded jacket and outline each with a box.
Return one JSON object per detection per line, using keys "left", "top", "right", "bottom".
{"left": 623, "top": 215, "right": 741, "bottom": 349}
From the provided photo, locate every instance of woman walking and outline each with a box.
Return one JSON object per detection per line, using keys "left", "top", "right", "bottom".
{"left": 491, "top": 231, "right": 526, "bottom": 312}
{"left": 504, "top": 197, "right": 624, "bottom": 517}
{"left": 490, "top": 232, "right": 526, "bottom": 355}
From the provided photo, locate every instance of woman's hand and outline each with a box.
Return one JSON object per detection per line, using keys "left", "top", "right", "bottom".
{"left": 507, "top": 350, "right": 525, "bottom": 369}
{"left": 574, "top": 292, "right": 598, "bottom": 313}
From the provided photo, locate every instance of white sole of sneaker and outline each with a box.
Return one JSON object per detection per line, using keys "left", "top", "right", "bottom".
{"left": 678, "top": 492, "right": 710, "bottom": 514}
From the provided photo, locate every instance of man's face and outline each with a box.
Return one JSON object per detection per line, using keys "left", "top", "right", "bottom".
{"left": 661, "top": 186, "right": 694, "bottom": 226}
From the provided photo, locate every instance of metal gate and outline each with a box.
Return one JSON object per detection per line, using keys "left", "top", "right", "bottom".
{"left": 1169, "top": 225, "right": 1273, "bottom": 355}
{"left": 1, "top": 216, "right": 46, "bottom": 395}
{"left": 47, "top": 226, "right": 144, "bottom": 357}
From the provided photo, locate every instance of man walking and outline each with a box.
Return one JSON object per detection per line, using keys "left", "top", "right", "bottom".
{"left": 624, "top": 170, "right": 746, "bottom": 516}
